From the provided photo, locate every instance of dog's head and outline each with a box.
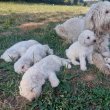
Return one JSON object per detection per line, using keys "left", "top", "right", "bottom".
{"left": 54, "top": 24, "right": 68, "bottom": 39}
{"left": 19, "top": 73, "right": 45, "bottom": 101}
{"left": 78, "top": 30, "right": 96, "bottom": 46}
{"left": 19, "top": 79, "right": 42, "bottom": 101}
{"left": 14, "top": 60, "right": 31, "bottom": 74}
{"left": 85, "top": 1, "right": 110, "bottom": 33}
{"left": 1, "top": 50, "right": 20, "bottom": 62}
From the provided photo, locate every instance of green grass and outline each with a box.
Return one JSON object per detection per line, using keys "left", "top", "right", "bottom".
{"left": 0, "top": 2, "right": 88, "bottom": 14}
{"left": 0, "top": 2, "right": 110, "bottom": 110}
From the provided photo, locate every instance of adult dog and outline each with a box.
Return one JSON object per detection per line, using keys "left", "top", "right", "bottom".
{"left": 55, "top": 1, "right": 110, "bottom": 74}
{"left": 85, "top": 1, "right": 110, "bottom": 74}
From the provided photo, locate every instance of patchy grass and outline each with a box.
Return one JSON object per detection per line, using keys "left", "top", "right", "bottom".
{"left": 0, "top": 2, "right": 110, "bottom": 110}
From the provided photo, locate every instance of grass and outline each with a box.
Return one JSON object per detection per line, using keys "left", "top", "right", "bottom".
{"left": 0, "top": 2, "right": 88, "bottom": 14}
{"left": 0, "top": 2, "right": 110, "bottom": 110}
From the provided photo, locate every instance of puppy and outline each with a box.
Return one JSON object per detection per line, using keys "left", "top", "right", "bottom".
{"left": 66, "top": 30, "right": 96, "bottom": 71}
{"left": 19, "top": 55, "right": 71, "bottom": 101}
{"left": 14, "top": 44, "right": 53, "bottom": 74}
{"left": 0, "top": 40, "right": 39, "bottom": 62}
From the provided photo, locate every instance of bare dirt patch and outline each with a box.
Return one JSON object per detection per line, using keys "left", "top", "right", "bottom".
{"left": 0, "top": 95, "right": 29, "bottom": 110}
{"left": 81, "top": 73, "right": 96, "bottom": 82}
{"left": 17, "top": 22, "right": 45, "bottom": 31}
{"left": 17, "top": 17, "right": 64, "bottom": 31}
{"left": 66, "top": 67, "right": 110, "bottom": 89}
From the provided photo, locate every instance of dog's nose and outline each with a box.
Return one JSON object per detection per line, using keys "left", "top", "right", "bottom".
{"left": 93, "top": 40, "right": 96, "bottom": 42}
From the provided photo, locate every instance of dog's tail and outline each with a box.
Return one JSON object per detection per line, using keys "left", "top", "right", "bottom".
{"left": 92, "top": 52, "right": 110, "bottom": 75}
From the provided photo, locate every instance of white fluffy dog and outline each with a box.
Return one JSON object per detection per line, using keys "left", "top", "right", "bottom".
{"left": 85, "top": 1, "right": 110, "bottom": 58}
{"left": 0, "top": 40, "right": 39, "bottom": 62}
{"left": 14, "top": 44, "right": 53, "bottom": 74}
{"left": 54, "top": 16, "right": 85, "bottom": 43}
{"left": 19, "top": 55, "right": 71, "bottom": 101}
{"left": 66, "top": 30, "right": 96, "bottom": 71}
{"left": 84, "top": 1, "right": 110, "bottom": 74}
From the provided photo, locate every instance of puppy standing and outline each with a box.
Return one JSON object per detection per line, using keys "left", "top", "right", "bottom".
{"left": 0, "top": 40, "right": 39, "bottom": 62}
{"left": 19, "top": 55, "right": 71, "bottom": 101}
{"left": 66, "top": 30, "right": 96, "bottom": 71}
{"left": 14, "top": 44, "right": 53, "bottom": 74}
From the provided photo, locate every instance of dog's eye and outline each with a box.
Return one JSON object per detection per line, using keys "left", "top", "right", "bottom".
{"left": 87, "top": 37, "right": 90, "bottom": 39}
{"left": 105, "top": 10, "right": 109, "bottom": 14}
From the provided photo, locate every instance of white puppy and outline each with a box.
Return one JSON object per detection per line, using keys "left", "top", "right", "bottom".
{"left": 0, "top": 40, "right": 39, "bottom": 62}
{"left": 19, "top": 55, "right": 71, "bottom": 101}
{"left": 54, "top": 16, "right": 85, "bottom": 43}
{"left": 66, "top": 30, "right": 96, "bottom": 71}
{"left": 14, "top": 44, "right": 53, "bottom": 74}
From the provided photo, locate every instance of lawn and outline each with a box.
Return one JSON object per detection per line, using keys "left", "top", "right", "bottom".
{"left": 0, "top": 2, "right": 110, "bottom": 110}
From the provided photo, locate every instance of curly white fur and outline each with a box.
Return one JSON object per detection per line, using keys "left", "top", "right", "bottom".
{"left": 14, "top": 44, "right": 53, "bottom": 74}
{"left": 85, "top": 1, "right": 110, "bottom": 57}
{"left": 0, "top": 40, "right": 39, "bottom": 62}
{"left": 54, "top": 16, "right": 85, "bottom": 43}
{"left": 55, "top": 1, "right": 110, "bottom": 44}
{"left": 19, "top": 55, "right": 71, "bottom": 101}
{"left": 84, "top": 1, "right": 110, "bottom": 74}
{"left": 66, "top": 30, "right": 96, "bottom": 71}
{"left": 57, "top": 1, "right": 110, "bottom": 74}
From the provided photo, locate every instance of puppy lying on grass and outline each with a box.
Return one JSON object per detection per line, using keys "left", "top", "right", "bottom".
{"left": 19, "top": 55, "right": 71, "bottom": 101}
{"left": 1, "top": 40, "right": 39, "bottom": 62}
{"left": 14, "top": 44, "right": 53, "bottom": 74}
{"left": 66, "top": 30, "right": 96, "bottom": 71}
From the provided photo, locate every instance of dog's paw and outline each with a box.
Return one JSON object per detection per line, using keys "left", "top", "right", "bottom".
{"left": 105, "top": 63, "right": 110, "bottom": 69}
{"left": 67, "top": 64, "right": 72, "bottom": 69}
{"left": 51, "top": 79, "right": 60, "bottom": 88}
{"left": 104, "top": 57, "right": 110, "bottom": 63}
{"left": 81, "top": 66, "right": 87, "bottom": 71}
{"left": 102, "top": 52, "right": 110, "bottom": 58}
{"left": 71, "top": 60, "right": 80, "bottom": 65}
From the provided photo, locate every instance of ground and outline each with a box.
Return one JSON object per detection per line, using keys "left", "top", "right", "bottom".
{"left": 0, "top": 2, "right": 110, "bottom": 110}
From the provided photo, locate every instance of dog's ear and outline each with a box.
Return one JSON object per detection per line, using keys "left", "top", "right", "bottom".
{"left": 59, "top": 25, "right": 66, "bottom": 33}
{"left": 55, "top": 24, "right": 67, "bottom": 34}
{"left": 85, "top": 4, "right": 96, "bottom": 30}
{"left": 78, "top": 33, "right": 85, "bottom": 45}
